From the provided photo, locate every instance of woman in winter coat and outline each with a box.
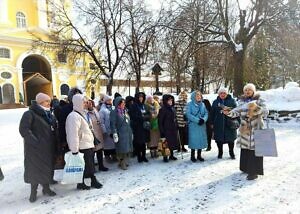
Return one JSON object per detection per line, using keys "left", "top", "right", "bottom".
{"left": 99, "top": 95, "right": 117, "bottom": 162}
{"left": 145, "top": 95, "right": 161, "bottom": 158}
{"left": 158, "top": 94, "right": 178, "bottom": 162}
{"left": 19, "top": 93, "right": 57, "bottom": 203}
{"left": 186, "top": 91, "right": 208, "bottom": 162}
{"left": 66, "top": 94, "right": 102, "bottom": 190}
{"left": 110, "top": 97, "right": 133, "bottom": 170}
{"left": 128, "top": 92, "right": 151, "bottom": 163}
{"left": 211, "top": 87, "right": 238, "bottom": 159}
{"left": 224, "top": 83, "right": 269, "bottom": 180}
{"left": 87, "top": 99, "right": 108, "bottom": 171}
{"left": 174, "top": 91, "right": 188, "bottom": 152}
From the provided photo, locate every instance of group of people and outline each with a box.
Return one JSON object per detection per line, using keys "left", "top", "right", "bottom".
{"left": 19, "top": 83, "right": 268, "bottom": 203}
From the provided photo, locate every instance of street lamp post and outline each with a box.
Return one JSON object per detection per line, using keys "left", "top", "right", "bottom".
{"left": 152, "top": 63, "right": 163, "bottom": 95}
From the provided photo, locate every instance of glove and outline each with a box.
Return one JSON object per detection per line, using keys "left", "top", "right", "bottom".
{"left": 72, "top": 152, "right": 78, "bottom": 155}
{"left": 113, "top": 133, "right": 119, "bottom": 143}
{"left": 198, "top": 118, "right": 205, "bottom": 126}
{"left": 160, "top": 138, "right": 166, "bottom": 142}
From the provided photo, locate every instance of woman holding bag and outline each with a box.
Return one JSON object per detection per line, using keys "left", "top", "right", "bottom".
{"left": 66, "top": 94, "right": 102, "bottom": 190}
{"left": 224, "top": 83, "right": 269, "bottom": 180}
{"left": 211, "top": 87, "right": 238, "bottom": 159}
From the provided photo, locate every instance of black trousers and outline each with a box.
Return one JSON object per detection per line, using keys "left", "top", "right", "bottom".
{"left": 240, "top": 149, "right": 264, "bottom": 175}
{"left": 178, "top": 126, "right": 188, "bottom": 146}
{"left": 80, "top": 148, "right": 95, "bottom": 178}
{"left": 136, "top": 143, "right": 146, "bottom": 159}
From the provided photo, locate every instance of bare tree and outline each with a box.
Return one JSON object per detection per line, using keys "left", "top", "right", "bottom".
{"left": 123, "top": 0, "right": 159, "bottom": 94}
{"left": 162, "top": 0, "right": 286, "bottom": 95}
{"left": 32, "top": 0, "right": 130, "bottom": 95}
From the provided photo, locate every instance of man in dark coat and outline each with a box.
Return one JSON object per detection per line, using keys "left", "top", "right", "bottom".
{"left": 211, "top": 87, "right": 238, "bottom": 159}
{"left": 158, "top": 94, "right": 178, "bottom": 162}
{"left": 19, "top": 93, "right": 57, "bottom": 203}
{"left": 128, "top": 92, "right": 151, "bottom": 163}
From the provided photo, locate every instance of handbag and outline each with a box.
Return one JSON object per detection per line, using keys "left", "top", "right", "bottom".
{"left": 226, "top": 116, "right": 240, "bottom": 129}
{"left": 143, "top": 121, "right": 151, "bottom": 130}
{"left": 254, "top": 120, "right": 278, "bottom": 157}
{"left": 93, "top": 133, "right": 101, "bottom": 146}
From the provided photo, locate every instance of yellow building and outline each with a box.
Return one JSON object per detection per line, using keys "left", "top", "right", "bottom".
{"left": 0, "top": 0, "right": 91, "bottom": 107}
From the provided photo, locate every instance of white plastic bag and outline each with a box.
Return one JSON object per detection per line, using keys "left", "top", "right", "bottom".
{"left": 62, "top": 152, "right": 85, "bottom": 184}
{"left": 53, "top": 169, "right": 63, "bottom": 182}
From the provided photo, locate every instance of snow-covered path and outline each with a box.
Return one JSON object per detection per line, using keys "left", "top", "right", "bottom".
{"left": 0, "top": 109, "right": 299, "bottom": 214}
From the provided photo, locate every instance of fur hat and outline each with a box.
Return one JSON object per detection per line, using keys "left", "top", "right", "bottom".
{"left": 217, "top": 87, "right": 228, "bottom": 94}
{"left": 103, "top": 95, "right": 112, "bottom": 103}
{"left": 35, "top": 93, "right": 51, "bottom": 104}
{"left": 179, "top": 91, "right": 188, "bottom": 100}
{"left": 243, "top": 83, "right": 256, "bottom": 93}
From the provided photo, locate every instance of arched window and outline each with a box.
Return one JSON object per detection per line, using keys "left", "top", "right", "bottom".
{"left": 0, "top": 86, "right": 2, "bottom": 104}
{"left": 16, "top": 12, "right": 26, "bottom": 28}
{"left": 0, "top": 48, "right": 10, "bottom": 59}
{"left": 60, "top": 84, "right": 70, "bottom": 96}
{"left": 2, "top": 83, "right": 15, "bottom": 104}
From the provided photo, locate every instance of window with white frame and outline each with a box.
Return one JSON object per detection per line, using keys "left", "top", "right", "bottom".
{"left": 16, "top": 12, "right": 26, "bottom": 28}
{"left": 0, "top": 48, "right": 10, "bottom": 59}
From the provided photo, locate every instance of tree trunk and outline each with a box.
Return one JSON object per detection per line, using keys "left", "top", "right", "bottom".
{"left": 232, "top": 50, "right": 245, "bottom": 96}
{"left": 106, "top": 78, "right": 113, "bottom": 96}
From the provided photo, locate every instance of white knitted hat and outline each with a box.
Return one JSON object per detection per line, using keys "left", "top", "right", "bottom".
{"left": 217, "top": 87, "right": 228, "bottom": 94}
{"left": 243, "top": 83, "right": 256, "bottom": 93}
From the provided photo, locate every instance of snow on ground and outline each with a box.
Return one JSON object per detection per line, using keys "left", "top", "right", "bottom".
{"left": 259, "top": 82, "right": 300, "bottom": 111}
{"left": 0, "top": 108, "right": 300, "bottom": 213}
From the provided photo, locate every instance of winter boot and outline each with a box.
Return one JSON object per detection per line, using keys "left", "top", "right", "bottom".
{"left": 228, "top": 143, "right": 235, "bottom": 159}
{"left": 154, "top": 150, "right": 159, "bottom": 158}
{"left": 197, "top": 149, "right": 204, "bottom": 162}
{"left": 217, "top": 143, "right": 223, "bottom": 159}
{"left": 91, "top": 176, "right": 103, "bottom": 189}
{"left": 169, "top": 150, "right": 177, "bottom": 160}
{"left": 42, "top": 184, "right": 56, "bottom": 196}
{"left": 77, "top": 181, "right": 91, "bottom": 190}
{"left": 150, "top": 150, "right": 155, "bottom": 158}
{"left": 163, "top": 156, "right": 169, "bottom": 162}
{"left": 191, "top": 149, "right": 196, "bottom": 162}
{"left": 247, "top": 174, "right": 258, "bottom": 180}
{"left": 137, "top": 152, "right": 143, "bottom": 163}
{"left": 97, "top": 150, "right": 109, "bottom": 171}
{"left": 0, "top": 167, "right": 4, "bottom": 181}
{"left": 181, "top": 146, "right": 188, "bottom": 152}
{"left": 29, "top": 183, "right": 38, "bottom": 203}
{"left": 119, "top": 159, "right": 128, "bottom": 170}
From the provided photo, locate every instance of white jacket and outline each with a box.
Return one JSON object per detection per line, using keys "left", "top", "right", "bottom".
{"left": 66, "top": 94, "right": 94, "bottom": 153}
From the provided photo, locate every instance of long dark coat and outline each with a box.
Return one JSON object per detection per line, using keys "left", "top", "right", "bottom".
{"left": 110, "top": 97, "right": 133, "bottom": 154}
{"left": 211, "top": 94, "right": 238, "bottom": 143}
{"left": 158, "top": 94, "right": 178, "bottom": 150}
{"left": 19, "top": 104, "right": 57, "bottom": 184}
{"left": 128, "top": 92, "right": 151, "bottom": 145}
